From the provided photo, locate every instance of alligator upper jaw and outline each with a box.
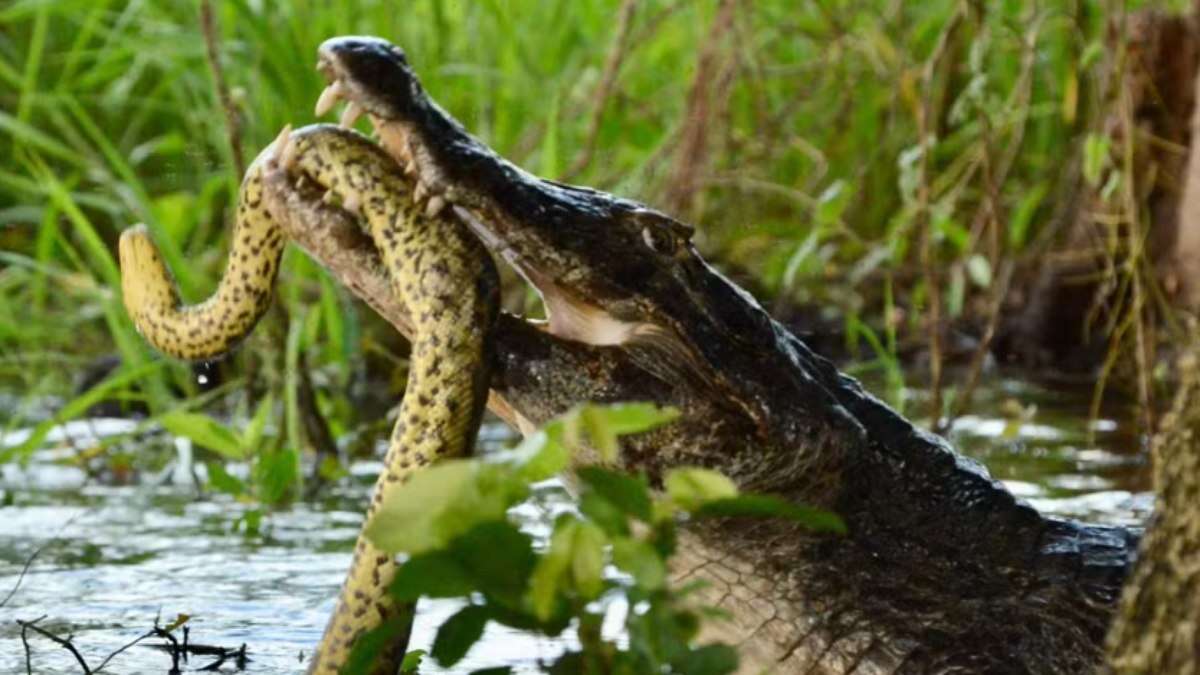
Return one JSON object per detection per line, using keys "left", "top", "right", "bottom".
{"left": 312, "top": 37, "right": 693, "bottom": 352}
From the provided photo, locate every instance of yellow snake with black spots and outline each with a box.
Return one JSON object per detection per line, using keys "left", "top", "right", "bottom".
{"left": 118, "top": 124, "right": 499, "bottom": 673}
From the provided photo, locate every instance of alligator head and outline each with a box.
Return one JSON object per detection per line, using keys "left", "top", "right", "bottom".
{"left": 310, "top": 37, "right": 869, "bottom": 477}
{"left": 275, "top": 36, "right": 1139, "bottom": 674}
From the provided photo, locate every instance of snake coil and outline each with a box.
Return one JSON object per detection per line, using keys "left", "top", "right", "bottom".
{"left": 119, "top": 124, "right": 499, "bottom": 674}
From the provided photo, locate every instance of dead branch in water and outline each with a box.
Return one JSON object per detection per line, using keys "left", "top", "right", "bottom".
{"left": 15, "top": 615, "right": 247, "bottom": 674}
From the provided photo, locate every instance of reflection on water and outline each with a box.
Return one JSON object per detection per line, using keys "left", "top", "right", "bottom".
{"left": 0, "top": 376, "right": 1152, "bottom": 673}
{"left": 938, "top": 377, "right": 1152, "bottom": 527}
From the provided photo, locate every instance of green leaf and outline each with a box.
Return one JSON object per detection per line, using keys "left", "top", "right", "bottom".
{"left": 585, "top": 402, "right": 680, "bottom": 437}
{"left": 546, "top": 652, "right": 584, "bottom": 675}
{"left": 254, "top": 444, "right": 298, "bottom": 505}
{"left": 241, "top": 393, "right": 275, "bottom": 453}
{"left": 540, "top": 88, "right": 560, "bottom": 178}
{"left": 366, "top": 461, "right": 527, "bottom": 555}
{"left": 160, "top": 411, "right": 245, "bottom": 459}
{"left": 492, "top": 428, "right": 569, "bottom": 483}
{"left": 432, "top": 604, "right": 490, "bottom": 667}
{"left": 391, "top": 551, "right": 475, "bottom": 602}
{"left": 693, "top": 495, "right": 846, "bottom": 534}
{"left": 205, "top": 461, "right": 246, "bottom": 496}
{"left": 931, "top": 205, "right": 967, "bottom": 252}
{"left": 577, "top": 466, "right": 652, "bottom": 522}
{"left": 236, "top": 509, "right": 262, "bottom": 537}
{"left": 365, "top": 460, "right": 474, "bottom": 554}
{"left": 1083, "top": 133, "right": 1109, "bottom": 186}
{"left": 151, "top": 191, "right": 197, "bottom": 242}
{"left": 670, "top": 644, "right": 739, "bottom": 675}
{"left": 469, "top": 668, "right": 513, "bottom": 675}
{"left": 400, "top": 650, "right": 425, "bottom": 674}
{"left": 611, "top": 537, "right": 666, "bottom": 590}
{"left": 815, "top": 179, "right": 850, "bottom": 227}
{"left": 579, "top": 490, "right": 629, "bottom": 536}
{"left": 529, "top": 517, "right": 576, "bottom": 621}
{"left": 665, "top": 467, "right": 738, "bottom": 511}
{"left": 1008, "top": 182, "right": 1047, "bottom": 249}
{"left": 1081, "top": 40, "right": 1104, "bottom": 68}
{"left": 570, "top": 521, "right": 607, "bottom": 600}
{"left": 579, "top": 406, "right": 620, "bottom": 462}
{"left": 451, "top": 521, "right": 536, "bottom": 606}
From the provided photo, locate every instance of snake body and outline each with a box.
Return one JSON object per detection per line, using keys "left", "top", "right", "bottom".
{"left": 119, "top": 124, "right": 499, "bottom": 674}
{"left": 119, "top": 156, "right": 283, "bottom": 360}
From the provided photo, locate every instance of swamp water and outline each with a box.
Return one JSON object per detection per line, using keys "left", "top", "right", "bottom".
{"left": 0, "top": 376, "right": 1151, "bottom": 673}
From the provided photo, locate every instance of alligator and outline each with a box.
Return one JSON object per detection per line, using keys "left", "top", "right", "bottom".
{"left": 257, "top": 37, "right": 1139, "bottom": 673}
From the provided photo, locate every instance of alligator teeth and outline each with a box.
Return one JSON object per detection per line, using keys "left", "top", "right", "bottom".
{"left": 273, "top": 124, "right": 296, "bottom": 169}
{"left": 414, "top": 181, "right": 429, "bottom": 203}
{"left": 339, "top": 101, "right": 364, "bottom": 128}
{"left": 322, "top": 189, "right": 337, "bottom": 205}
{"left": 315, "top": 82, "right": 343, "bottom": 117}
{"left": 342, "top": 191, "right": 361, "bottom": 214}
{"left": 425, "top": 195, "right": 446, "bottom": 218}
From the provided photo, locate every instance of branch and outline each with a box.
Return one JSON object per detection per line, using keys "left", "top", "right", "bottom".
{"left": 18, "top": 617, "right": 93, "bottom": 674}
{"left": 1, "top": 545, "right": 42, "bottom": 609}
{"left": 3, "top": 512, "right": 84, "bottom": 608}
{"left": 566, "top": 0, "right": 640, "bottom": 179}
{"left": 199, "top": 0, "right": 245, "bottom": 177}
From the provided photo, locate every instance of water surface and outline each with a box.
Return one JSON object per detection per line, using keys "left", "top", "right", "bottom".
{"left": 0, "top": 376, "right": 1151, "bottom": 673}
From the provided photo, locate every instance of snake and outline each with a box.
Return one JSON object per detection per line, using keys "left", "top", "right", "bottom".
{"left": 118, "top": 123, "right": 499, "bottom": 673}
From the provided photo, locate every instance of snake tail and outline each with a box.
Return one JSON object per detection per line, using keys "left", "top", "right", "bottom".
{"left": 118, "top": 146, "right": 286, "bottom": 361}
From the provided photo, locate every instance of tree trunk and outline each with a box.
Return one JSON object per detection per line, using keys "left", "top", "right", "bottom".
{"left": 1105, "top": 334, "right": 1200, "bottom": 672}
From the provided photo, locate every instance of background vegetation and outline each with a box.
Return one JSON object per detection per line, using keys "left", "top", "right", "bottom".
{"left": 1, "top": 0, "right": 1192, "bottom": 495}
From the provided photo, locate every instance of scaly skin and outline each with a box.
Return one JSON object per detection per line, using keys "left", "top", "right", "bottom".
{"left": 119, "top": 156, "right": 282, "bottom": 360}
{"left": 301, "top": 37, "right": 1140, "bottom": 673}
{"left": 118, "top": 125, "right": 499, "bottom": 675}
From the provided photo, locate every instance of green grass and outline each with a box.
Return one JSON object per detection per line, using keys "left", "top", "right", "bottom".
{"left": 0, "top": 0, "right": 1187, "bottom": 480}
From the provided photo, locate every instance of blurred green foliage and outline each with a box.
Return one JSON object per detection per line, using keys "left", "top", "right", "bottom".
{"left": 350, "top": 402, "right": 841, "bottom": 673}
{"left": 0, "top": 0, "right": 1188, "bottom": 479}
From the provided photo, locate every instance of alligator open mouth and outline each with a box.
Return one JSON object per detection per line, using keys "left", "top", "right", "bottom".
{"left": 305, "top": 36, "right": 766, "bottom": 427}
{"left": 313, "top": 37, "right": 658, "bottom": 349}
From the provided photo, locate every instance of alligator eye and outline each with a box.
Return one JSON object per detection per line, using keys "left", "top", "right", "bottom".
{"left": 641, "top": 225, "right": 677, "bottom": 256}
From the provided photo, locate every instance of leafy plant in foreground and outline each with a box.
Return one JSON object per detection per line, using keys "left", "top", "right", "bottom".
{"left": 349, "top": 402, "right": 845, "bottom": 674}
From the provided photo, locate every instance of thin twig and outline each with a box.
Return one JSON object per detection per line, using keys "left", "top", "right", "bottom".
{"left": 918, "top": 5, "right": 966, "bottom": 431}
{"left": 565, "top": 0, "right": 640, "bottom": 179}
{"left": 940, "top": 9, "right": 1041, "bottom": 433}
{"left": 0, "top": 545, "right": 42, "bottom": 609}
{"left": 200, "top": 0, "right": 245, "bottom": 177}
{"left": 18, "top": 617, "right": 93, "bottom": 674}
{"left": 662, "top": 0, "right": 739, "bottom": 217}
{"left": 21, "top": 615, "right": 40, "bottom": 674}
{"left": 1118, "top": 39, "right": 1154, "bottom": 430}
{"left": 92, "top": 630, "right": 161, "bottom": 674}
{"left": 299, "top": 349, "right": 339, "bottom": 498}
{"left": 2, "top": 511, "right": 84, "bottom": 608}
{"left": 948, "top": 260, "right": 1015, "bottom": 424}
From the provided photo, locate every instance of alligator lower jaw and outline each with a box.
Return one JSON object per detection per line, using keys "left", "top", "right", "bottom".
{"left": 327, "top": 107, "right": 658, "bottom": 349}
